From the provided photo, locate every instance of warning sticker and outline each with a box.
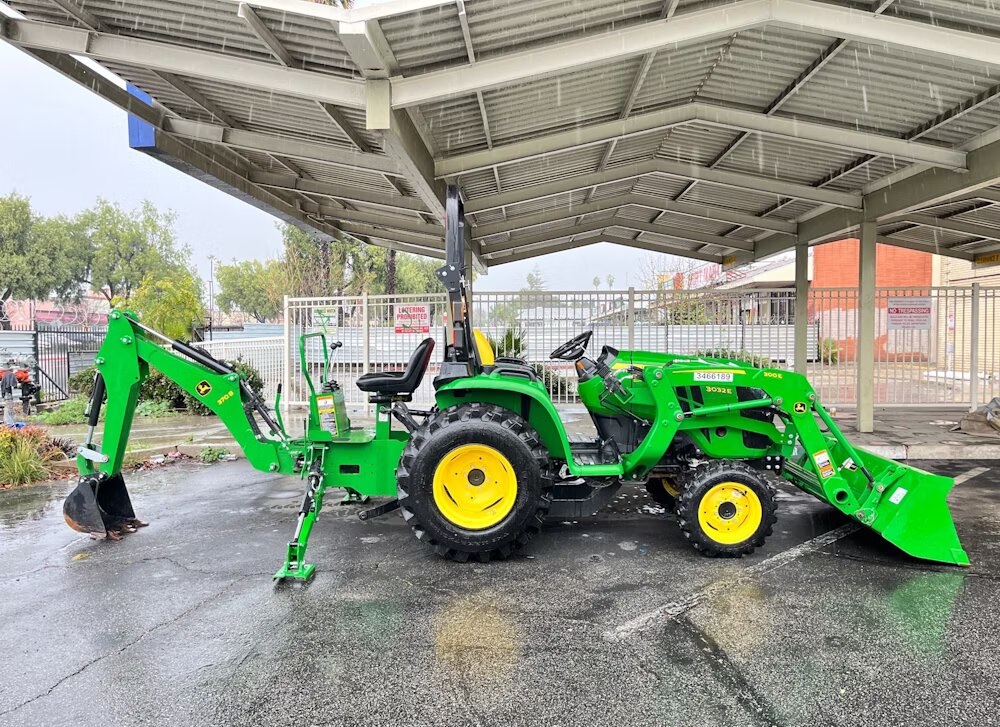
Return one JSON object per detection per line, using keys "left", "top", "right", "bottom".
{"left": 316, "top": 395, "right": 335, "bottom": 414}
{"left": 813, "top": 449, "right": 836, "bottom": 479}
{"left": 694, "top": 371, "right": 734, "bottom": 383}
{"left": 889, "top": 487, "right": 908, "bottom": 505}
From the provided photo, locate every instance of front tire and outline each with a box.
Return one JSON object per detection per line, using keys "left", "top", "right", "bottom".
{"left": 396, "top": 403, "right": 553, "bottom": 562}
{"left": 676, "top": 461, "right": 776, "bottom": 557}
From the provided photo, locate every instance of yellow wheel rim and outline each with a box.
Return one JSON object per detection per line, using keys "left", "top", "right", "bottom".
{"left": 660, "top": 477, "right": 679, "bottom": 498}
{"left": 432, "top": 444, "right": 518, "bottom": 530}
{"left": 697, "top": 482, "right": 763, "bottom": 545}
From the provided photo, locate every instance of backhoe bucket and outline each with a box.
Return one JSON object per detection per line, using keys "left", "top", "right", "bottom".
{"left": 63, "top": 474, "right": 143, "bottom": 538}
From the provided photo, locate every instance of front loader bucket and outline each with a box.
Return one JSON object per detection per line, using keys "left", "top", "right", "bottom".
{"left": 63, "top": 474, "right": 143, "bottom": 538}
{"left": 851, "top": 449, "right": 969, "bottom": 566}
{"left": 787, "top": 441, "right": 968, "bottom": 566}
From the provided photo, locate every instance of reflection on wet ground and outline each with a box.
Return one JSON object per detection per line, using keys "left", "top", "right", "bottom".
{"left": 0, "top": 460, "right": 997, "bottom": 726}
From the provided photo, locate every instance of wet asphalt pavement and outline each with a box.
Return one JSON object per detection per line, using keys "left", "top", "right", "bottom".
{"left": 1, "top": 460, "right": 998, "bottom": 727}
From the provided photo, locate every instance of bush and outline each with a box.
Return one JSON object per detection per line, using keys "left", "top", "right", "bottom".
{"left": 135, "top": 400, "right": 177, "bottom": 418}
{"left": 59, "top": 358, "right": 265, "bottom": 417}
{"left": 34, "top": 396, "right": 94, "bottom": 426}
{"left": 68, "top": 366, "right": 98, "bottom": 396}
{"left": 0, "top": 426, "right": 67, "bottom": 487}
{"left": 181, "top": 358, "right": 264, "bottom": 416}
{"left": 819, "top": 338, "right": 840, "bottom": 365}
{"left": 691, "top": 348, "right": 772, "bottom": 369}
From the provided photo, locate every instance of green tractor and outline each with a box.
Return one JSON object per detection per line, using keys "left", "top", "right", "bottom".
{"left": 63, "top": 187, "right": 968, "bottom": 580}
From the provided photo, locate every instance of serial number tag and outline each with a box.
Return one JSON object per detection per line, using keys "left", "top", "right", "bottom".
{"left": 694, "top": 371, "right": 734, "bottom": 383}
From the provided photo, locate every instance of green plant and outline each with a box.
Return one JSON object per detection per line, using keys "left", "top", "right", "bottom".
{"left": 0, "top": 426, "right": 66, "bottom": 487}
{"left": 819, "top": 338, "right": 840, "bottom": 365}
{"left": 33, "top": 396, "right": 95, "bottom": 426}
{"left": 62, "top": 359, "right": 262, "bottom": 417}
{"left": 199, "top": 446, "right": 230, "bottom": 463}
{"left": 181, "top": 358, "right": 264, "bottom": 416}
{"left": 135, "top": 400, "right": 177, "bottom": 418}
{"left": 68, "top": 366, "right": 98, "bottom": 396}
{"left": 691, "top": 348, "right": 772, "bottom": 370}
{"left": 487, "top": 326, "right": 527, "bottom": 360}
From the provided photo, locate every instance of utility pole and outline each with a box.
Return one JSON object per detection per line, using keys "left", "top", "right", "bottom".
{"left": 208, "top": 255, "right": 216, "bottom": 341}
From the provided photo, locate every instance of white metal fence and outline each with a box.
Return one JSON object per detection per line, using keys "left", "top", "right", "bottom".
{"left": 274, "top": 287, "right": 999, "bottom": 410}
{"left": 198, "top": 336, "right": 284, "bottom": 405}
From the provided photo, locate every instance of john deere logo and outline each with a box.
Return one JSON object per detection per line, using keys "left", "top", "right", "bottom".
{"left": 196, "top": 380, "right": 212, "bottom": 396}
{"left": 793, "top": 402, "right": 807, "bottom": 414}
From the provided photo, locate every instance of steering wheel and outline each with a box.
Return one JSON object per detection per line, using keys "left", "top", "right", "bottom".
{"left": 550, "top": 330, "right": 594, "bottom": 360}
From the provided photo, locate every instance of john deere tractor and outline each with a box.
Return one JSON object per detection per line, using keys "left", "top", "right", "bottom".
{"left": 63, "top": 187, "right": 968, "bottom": 580}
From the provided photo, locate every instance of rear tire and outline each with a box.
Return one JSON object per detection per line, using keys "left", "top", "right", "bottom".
{"left": 645, "top": 476, "right": 679, "bottom": 511}
{"left": 676, "top": 461, "right": 776, "bottom": 557}
{"left": 396, "top": 403, "right": 553, "bottom": 562}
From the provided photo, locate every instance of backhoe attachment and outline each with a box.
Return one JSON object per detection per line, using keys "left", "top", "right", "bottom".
{"left": 63, "top": 369, "right": 147, "bottom": 538}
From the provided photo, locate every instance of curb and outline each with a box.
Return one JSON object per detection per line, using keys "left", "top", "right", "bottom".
{"left": 865, "top": 444, "right": 1000, "bottom": 461}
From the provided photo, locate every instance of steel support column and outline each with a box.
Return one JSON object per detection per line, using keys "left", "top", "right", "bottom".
{"left": 794, "top": 241, "right": 809, "bottom": 375}
{"left": 857, "top": 221, "right": 877, "bottom": 433}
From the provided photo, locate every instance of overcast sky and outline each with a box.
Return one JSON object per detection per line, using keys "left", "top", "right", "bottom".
{"left": 0, "top": 36, "right": 672, "bottom": 292}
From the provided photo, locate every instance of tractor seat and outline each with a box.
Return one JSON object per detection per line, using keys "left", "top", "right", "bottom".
{"left": 356, "top": 337, "right": 435, "bottom": 400}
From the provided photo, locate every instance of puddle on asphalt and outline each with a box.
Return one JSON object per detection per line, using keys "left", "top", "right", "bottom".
{"left": 0, "top": 480, "right": 68, "bottom": 530}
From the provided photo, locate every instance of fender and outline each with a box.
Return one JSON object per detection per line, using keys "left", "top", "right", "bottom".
{"left": 435, "top": 374, "right": 573, "bottom": 463}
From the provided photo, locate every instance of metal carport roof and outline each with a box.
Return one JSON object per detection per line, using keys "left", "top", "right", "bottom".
{"left": 2, "top": 0, "right": 1000, "bottom": 269}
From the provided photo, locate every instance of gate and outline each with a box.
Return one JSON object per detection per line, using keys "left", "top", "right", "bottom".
{"left": 35, "top": 324, "right": 107, "bottom": 402}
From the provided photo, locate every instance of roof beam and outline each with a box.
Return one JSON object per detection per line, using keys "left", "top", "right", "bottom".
{"left": 391, "top": 0, "right": 773, "bottom": 107}
{"left": 338, "top": 18, "right": 447, "bottom": 222}
{"left": 248, "top": 171, "right": 427, "bottom": 211}
{"left": 800, "top": 139, "right": 1000, "bottom": 245}
{"left": 390, "top": 0, "right": 1000, "bottom": 108}
{"left": 484, "top": 232, "right": 723, "bottom": 266}
{"left": 483, "top": 216, "right": 761, "bottom": 255}
{"left": 297, "top": 200, "right": 442, "bottom": 236}
{"left": 45, "top": 0, "right": 100, "bottom": 30}
{"left": 895, "top": 214, "right": 1000, "bottom": 243}
{"left": 437, "top": 102, "right": 965, "bottom": 177}
{"left": 237, "top": 3, "right": 295, "bottom": 67}
{"left": 474, "top": 193, "right": 796, "bottom": 238}
{"left": 465, "top": 159, "right": 860, "bottom": 214}
{"left": 162, "top": 118, "right": 402, "bottom": 175}
{"left": 214, "top": 0, "right": 456, "bottom": 24}
{"left": 875, "top": 235, "right": 974, "bottom": 261}
{"left": 1, "top": 17, "right": 366, "bottom": 108}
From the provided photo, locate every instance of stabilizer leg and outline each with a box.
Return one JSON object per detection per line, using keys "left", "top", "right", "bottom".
{"left": 274, "top": 460, "right": 326, "bottom": 582}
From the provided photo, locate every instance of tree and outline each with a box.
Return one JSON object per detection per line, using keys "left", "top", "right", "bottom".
{"left": 216, "top": 259, "right": 284, "bottom": 322}
{"left": 394, "top": 253, "right": 442, "bottom": 294}
{"left": 386, "top": 249, "right": 397, "bottom": 295}
{"left": 524, "top": 265, "right": 547, "bottom": 291}
{"left": 592, "top": 275, "right": 600, "bottom": 290}
{"left": 131, "top": 269, "right": 204, "bottom": 340}
{"left": 79, "top": 199, "right": 186, "bottom": 303}
{"left": 0, "top": 194, "right": 88, "bottom": 328}
{"left": 606, "top": 274, "right": 615, "bottom": 290}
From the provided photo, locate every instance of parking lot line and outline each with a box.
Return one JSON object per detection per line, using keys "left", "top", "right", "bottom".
{"left": 608, "top": 466, "right": 989, "bottom": 640}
